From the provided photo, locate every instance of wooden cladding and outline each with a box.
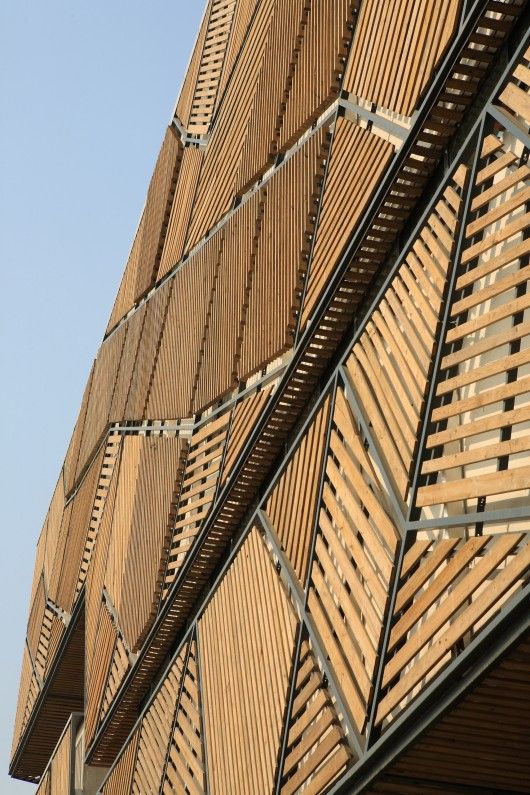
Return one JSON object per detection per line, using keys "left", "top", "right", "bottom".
{"left": 185, "top": 0, "right": 237, "bottom": 134}
{"left": 418, "top": 127, "right": 530, "bottom": 514}
{"left": 157, "top": 146, "right": 203, "bottom": 280}
{"left": 13, "top": 444, "right": 112, "bottom": 757}
{"left": 35, "top": 716, "right": 80, "bottom": 795}
{"left": 300, "top": 117, "right": 395, "bottom": 329}
{"left": 100, "top": 636, "right": 206, "bottom": 795}
{"left": 278, "top": 638, "right": 353, "bottom": 795}
{"left": 106, "top": 128, "right": 183, "bottom": 332}
{"left": 498, "top": 43, "right": 530, "bottom": 132}
{"left": 199, "top": 527, "right": 298, "bottom": 795}
{"left": 265, "top": 396, "right": 331, "bottom": 586}
{"left": 85, "top": 434, "right": 185, "bottom": 745}
{"left": 308, "top": 385, "right": 400, "bottom": 736}
{"left": 344, "top": 170, "right": 466, "bottom": 500}
{"left": 161, "top": 412, "right": 228, "bottom": 598}
{"left": 239, "top": 129, "right": 329, "bottom": 378}
{"left": 377, "top": 529, "right": 530, "bottom": 726}
{"left": 13, "top": 0, "right": 530, "bottom": 789}
{"left": 344, "top": 0, "right": 461, "bottom": 116}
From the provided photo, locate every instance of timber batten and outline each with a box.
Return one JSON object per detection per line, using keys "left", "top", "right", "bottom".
{"left": 11, "top": 1, "right": 530, "bottom": 793}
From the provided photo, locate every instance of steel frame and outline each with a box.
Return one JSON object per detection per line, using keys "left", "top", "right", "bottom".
{"left": 19, "top": 3, "right": 530, "bottom": 790}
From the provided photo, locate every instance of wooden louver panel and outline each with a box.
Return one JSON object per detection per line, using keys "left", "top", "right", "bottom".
{"left": 498, "top": 43, "right": 530, "bottom": 131}
{"left": 63, "top": 364, "right": 94, "bottom": 495}
{"left": 129, "top": 649, "right": 182, "bottom": 795}
{"left": 147, "top": 236, "right": 222, "bottom": 420}
{"left": 49, "top": 720, "right": 72, "bottom": 795}
{"left": 344, "top": 169, "right": 466, "bottom": 501}
{"left": 158, "top": 145, "right": 203, "bottom": 279}
{"left": 278, "top": 637, "right": 353, "bottom": 795}
{"left": 162, "top": 411, "right": 229, "bottom": 599}
{"left": 106, "top": 128, "right": 183, "bottom": 332}
{"left": 186, "top": 0, "right": 237, "bottom": 134}
{"left": 220, "top": 383, "right": 274, "bottom": 485}
{"left": 163, "top": 638, "right": 207, "bottom": 794}
{"left": 418, "top": 127, "right": 530, "bottom": 514}
{"left": 265, "top": 396, "right": 331, "bottom": 586}
{"left": 100, "top": 729, "right": 140, "bottom": 795}
{"left": 184, "top": 0, "right": 277, "bottom": 250}
{"left": 192, "top": 193, "right": 261, "bottom": 412}
{"left": 344, "top": 0, "right": 461, "bottom": 116}
{"left": 300, "top": 118, "right": 395, "bottom": 329}
{"left": 238, "top": 128, "right": 329, "bottom": 379}
{"left": 99, "top": 434, "right": 186, "bottom": 652}
{"left": 199, "top": 527, "right": 298, "bottom": 795}
{"left": 307, "top": 384, "right": 400, "bottom": 736}
{"left": 106, "top": 213, "right": 146, "bottom": 335}
{"left": 125, "top": 279, "right": 173, "bottom": 421}
{"left": 376, "top": 529, "right": 530, "bottom": 725}
{"left": 278, "top": 0, "right": 354, "bottom": 152}
{"left": 100, "top": 635, "right": 206, "bottom": 795}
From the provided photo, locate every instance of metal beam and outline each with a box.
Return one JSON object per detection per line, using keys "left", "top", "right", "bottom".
{"left": 327, "top": 586, "right": 530, "bottom": 795}
{"left": 258, "top": 509, "right": 364, "bottom": 758}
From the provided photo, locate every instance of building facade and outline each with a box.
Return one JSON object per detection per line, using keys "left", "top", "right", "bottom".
{"left": 11, "top": 1, "right": 530, "bottom": 793}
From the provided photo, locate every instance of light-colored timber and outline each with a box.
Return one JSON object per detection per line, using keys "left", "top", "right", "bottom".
{"left": 11, "top": 1, "right": 530, "bottom": 793}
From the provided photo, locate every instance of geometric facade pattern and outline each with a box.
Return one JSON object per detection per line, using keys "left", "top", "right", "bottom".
{"left": 11, "top": 1, "right": 530, "bottom": 793}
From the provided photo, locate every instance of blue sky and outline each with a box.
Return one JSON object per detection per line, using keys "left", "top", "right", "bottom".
{"left": 0, "top": 2, "right": 204, "bottom": 790}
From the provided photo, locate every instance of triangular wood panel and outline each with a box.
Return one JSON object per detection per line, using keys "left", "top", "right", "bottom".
{"left": 277, "top": 635, "right": 353, "bottom": 795}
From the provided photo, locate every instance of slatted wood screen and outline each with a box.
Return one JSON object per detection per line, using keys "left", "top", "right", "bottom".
{"left": 100, "top": 729, "right": 139, "bottom": 795}
{"left": 199, "top": 527, "right": 298, "bottom": 795}
{"left": 106, "top": 128, "right": 183, "bottom": 332}
{"left": 162, "top": 638, "right": 207, "bottom": 794}
{"left": 300, "top": 117, "right": 395, "bottom": 329}
{"left": 100, "top": 634, "right": 207, "bottom": 794}
{"left": 377, "top": 528, "right": 530, "bottom": 726}
{"left": 147, "top": 237, "right": 222, "bottom": 419}
{"left": 49, "top": 721, "right": 72, "bottom": 795}
{"left": 84, "top": 433, "right": 185, "bottom": 746}
{"left": 344, "top": 168, "right": 467, "bottom": 500}
{"left": 307, "top": 384, "right": 401, "bottom": 737}
{"left": 162, "top": 411, "right": 228, "bottom": 599}
{"left": 13, "top": 0, "right": 530, "bottom": 790}
{"left": 418, "top": 129, "right": 530, "bottom": 514}
{"left": 158, "top": 146, "right": 203, "bottom": 280}
{"left": 344, "top": 0, "right": 461, "bottom": 117}
{"left": 239, "top": 128, "right": 329, "bottom": 378}
{"left": 185, "top": 0, "right": 237, "bottom": 135}
{"left": 265, "top": 396, "right": 331, "bottom": 586}
{"left": 278, "top": 637, "right": 353, "bottom": 795}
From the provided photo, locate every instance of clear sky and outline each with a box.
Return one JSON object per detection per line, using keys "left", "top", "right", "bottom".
{"left": 0, "top": 2, "right": 204, "bottom": 790}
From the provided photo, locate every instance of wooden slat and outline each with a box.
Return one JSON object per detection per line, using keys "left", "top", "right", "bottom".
{"left": 162, "top": 411, "right": 228, "bottom": 599}
{"left": 265, "top": 396, "right": 330, "bottom": 585}
{"left": 199, "top": 527, "right": 298, "bottom": 795}
{"left": 164, "top": 639, "right": 206, "bottom": 794}
{"left": 377, "top": 531, "right": 530, "bottom": 725}
{"left": 301, "top": 118, "right": 395, "bottom": 329}
{"left": 239, "top": 129, "right": 328, "bottom": 379}
{"left": 306, "top": 384, "right": 400, "bottom": 736}
{"left": 147, "top": 236, "right": 222, "bottom": 419}
{"left": 158, "top": 146, "right": 203, "bottom": 278}
{"left": 101, "top": 729, "right": 140, "bottom": 795}
{"left": 49, "top": 722, "right": 72, "bottom": 795}
{"left": 344, "top": 0, "right": 460, "bottom": 116}
{"left": 419, "top": 130, "right": 530, "bottom": 515}
{"left": 279, "top": 639, "right": 352, "bottom": 795}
